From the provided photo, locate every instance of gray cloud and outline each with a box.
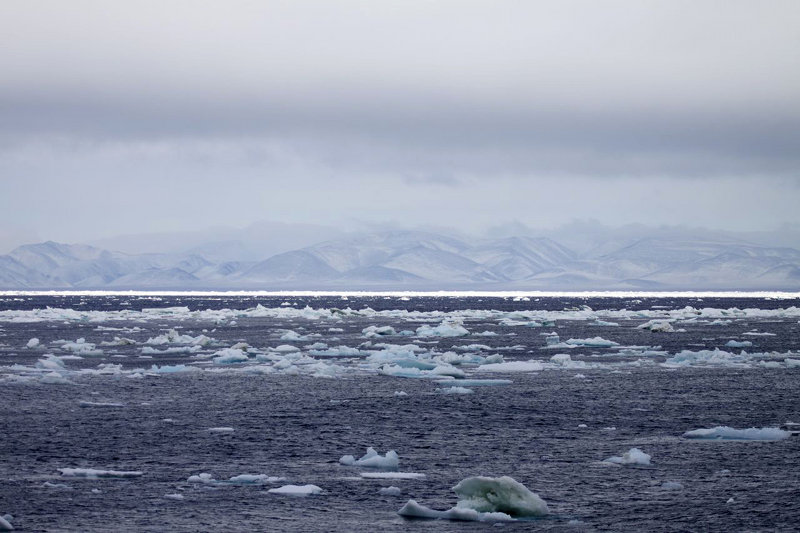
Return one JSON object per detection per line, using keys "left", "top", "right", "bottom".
{"left": 1, "top": 0, "right": 799, "bottom": 248}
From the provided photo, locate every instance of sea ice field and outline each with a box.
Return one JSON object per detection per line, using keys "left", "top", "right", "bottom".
{"left": 0, "top": 292, "right": 799, "bottom": 531}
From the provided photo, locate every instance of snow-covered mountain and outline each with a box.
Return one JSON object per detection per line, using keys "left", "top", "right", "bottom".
{"left": 1, "top": 231, "right": 799, "bottom": 290}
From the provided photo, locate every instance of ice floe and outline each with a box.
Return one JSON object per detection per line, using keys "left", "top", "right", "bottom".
{"left": 604, "top": 448, "right": 651, "bottom": 465}
{"left": 398, "top": 475, "right": 548, "bottom": 522}
{"left": 267, "top": 484, "right": 323, "bottom": 496}
{"left": 60, "top": 468, "right": 143, "bottom": 478}
{"left": 682, "top": 426, "right": 790, "bottom": 441}
{"left": 340, "top": 447, "right": 399, "bottom": 469}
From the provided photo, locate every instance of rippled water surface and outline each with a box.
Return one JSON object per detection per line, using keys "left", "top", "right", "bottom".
{"left": 1, "top": 294, "right": 799, "bottom": 532}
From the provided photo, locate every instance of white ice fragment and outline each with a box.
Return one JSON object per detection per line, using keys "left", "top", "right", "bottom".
{"left": 604, "top": 448, "right": 651, "bottom": 466}
{"left": 479, "top": 360, "right": 544, "bottom": 373}
{"left": 26, "top": 337, "right": 40, "bottom": 348}
{"left": 212, "top": 348, "right": 249, "bottom": 364}
{"left": 340, "top": 447, "right": 399, "bottom": 469}
{"left": 437, "top": 386, "right": 474, "bottom": 394}
{"left": 637, "top": 320, "right": 675, "bottom": 332}
{"left": 60, "top": 468, "right": 143, "bottom": 478}
{"left": 227, "top": 474, "right": 285, "bottom": 484}
{"left": 565, "top": 337, "right": 619, "bottom": 347}
{"left": 361, "top": 472, "right": 425, "bottom": 479}
{"left": 398, "top": 475, "right": 548, "bottom": 522}
{"left": 207, "top": 427, "right": 235, "bottom": 433}
{"left": 39, "top": 372, "right": 73, "bottom": 385}
{"left": 683, "top": 426, "right": 790, "bottom": 441}
{"left": 393, "top": 391, "right": 408, "bottom": 396}
{"left": 78, "top": 401, "right": 125, "bottom": 408}
{"left": 416, "top": 320, "right": 469, "bottom": 337}
{"left": 0, "top": 514, "right": 12, "bottom": 531}
{"left": 661, "top": 481, "right": 684, "bottom": 490}
{"left": 380, "top": 486, "right": 402, "bottom": 496}
{"left": 725, "top": 340, "right": 753, "bottom": 348}
{"left": 267, "top": 484, "right": 323, "bottom": 496}
{"left": 164, "top": 493, "right": 185, "bottom": 500}
{"left": 362, "top": 325, "right": 397, "bottom": 338}
{"left": 187, "top": 473, "right": 216, "bottom": 484}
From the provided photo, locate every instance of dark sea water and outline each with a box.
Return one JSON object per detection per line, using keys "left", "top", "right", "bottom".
{"left": 0, "top": 294, "right": 799, "bottom": 532}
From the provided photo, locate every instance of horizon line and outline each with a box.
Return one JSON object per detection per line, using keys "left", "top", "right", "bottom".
{"left": 1, "top": 290, "right": 798, "bottom": 299}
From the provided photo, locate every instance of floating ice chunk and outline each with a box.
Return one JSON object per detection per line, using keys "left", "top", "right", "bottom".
{"left": 101, "top": 337, "right": 136, "bottom": 346}
{"left": 545, "top": 333, "right": 561, "bottom": 346}
{"left": 431, "top": 364, "right": 466, "bottom": 378}
{"left": 227, "top": 474, "right": 285, "bottom": 484}
{"left": 272, "top": 344, "right": 300, "bottom": 353}
{"left": 416, "top": 320, "right": 469, "bottom": 337}
{"left": 725, "top": 340, "right": 753, "bottom": 348}
{"left": 361, "top": 472, "right": 425, "bottom": 479}
{"left": 742, "top": 331, "right": 776, "bottom": 336}
{"left": 682, "top": 426, "right": 790, "bottom": 441}
{"left": 380, "top": 486, "right": 402, "bottom": 496}
{"left": 479, "top": 360, "right": 544, "bottom": 373}
{"left": 398, "top": 475, "right": 548, "bottom": 522}
{"left": 378, "top": 365, "right": 437, "bottom": 379}
{"left": 453, "top": 476, "right": 549, "bottom": 516}
{"left": 207, "top": 427, "right": 235, "bottom": 433}
{"left": 142, "top": 345, "right": 202, "bottom": 355}
{"left": 637, "top": 320, "right": 675, "bottom": 332}
{"left": 340, "top": 447, "right": 399, "bottom": 469}
{"left": 726, "top": 497, "right": 735, "bottom": 504}
{"left": 786, "top": 358, "right": 800, "bottom": 368}
{"left": 61, "top": 338, "right": 103, "bottom": 356}
{"left": 43, "top": 482, "right": 73, "bottom": 490}
{"left": 164, "top": 493, "right": 184, "bottom": 500}
{"left": 212, "top": 348, "right": 248, "bottom": 364}
{"left": 604, "top": 448, "right": 651, "bottom": 465}
{"left": 475, "top": 331, "right": 498, "bottom": 337}
{"left": 150, "top": 364, "right": 200, "bottom": 373}
{"left": 565, "top": 337, "right": 619, "bottom": 347}
{"left": 60, "top": 468, "right": 143, "bottom": 478}
{"left": 39, "top": 372, "right": 72, "bottom": 385}
{"left": 394, "top": 391, "right": 408, "bottom": 396}
{"left": 36, "top": 354, "right": 66, "bottom": 371}
{"left": 441, "top": 379, "right": 512, "bottom": 386}
{"left": 452, "top": 343, "right": 492, "bottom": 352}
{"left": 280, "top": 330, "right": 312, "bottom": 341}
{"left": 0, "top": 514, "right": 12, "bottom": 531}
{"left": 145, "top": 329, "right": 212, "bottom": 346}
{"left": 362, "top": 325, "right": 397, "bottom": 338}
{"left": 267, "top": 484, "right": 323, "bottom": 496}
{"left": 78, "top": 401, "right": 124, "bottom": 408}
{"left": 26, "top": 337, "right": 40, "bottom": 348}
{"left": 661, "top": 481, "right": 684, "bottom": 490}
{"left": 309, "top": 346, "right": 363, "bottom": 357}
{"left": 398, "top": 500, "right": 513, "bottom": 522}
{"left": 187, "top": 473, "right": 215, "bottom": 483}
{"left": 663, "top": 349, "right": 750, "bottom": 367}
{"left": 438, "top": 386, "right": 474, "bottom": 394}
{"left": 591, "top": 320, "right": 620, "bottom": 327}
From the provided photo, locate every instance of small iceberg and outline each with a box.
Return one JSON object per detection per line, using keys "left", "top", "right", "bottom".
{"left": 683, "top": 426, "right": 791, "bottom": 441}
{"left": 267, "top": 484, "right": 323, "bottom": 496}
{"left": 361, "top": 472, "right": 425, "bottom": 479}
{"left": 340, "top": 447, "right": 399, "bottom": 469}
{"left": 59, "top": 468, "right": 143, "bottom": 478}
{"left": 398, "top": 475, "right": 549, "bottom": 522}
{"left": 603, "top": 448, "right": 651, "bottom": 465}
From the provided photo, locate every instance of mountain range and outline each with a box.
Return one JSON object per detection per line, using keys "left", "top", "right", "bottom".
{"left": 1, "top": 229, "right": 799, "bottom": 290}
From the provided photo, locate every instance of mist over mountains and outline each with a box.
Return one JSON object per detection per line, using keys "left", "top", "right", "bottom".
{"left": 1, "top": 222, "right": 799, "bottom": 290}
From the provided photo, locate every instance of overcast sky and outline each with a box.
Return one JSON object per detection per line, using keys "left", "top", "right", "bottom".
{"left": 1, "top": 0, "right": 799, "bottom": 252}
